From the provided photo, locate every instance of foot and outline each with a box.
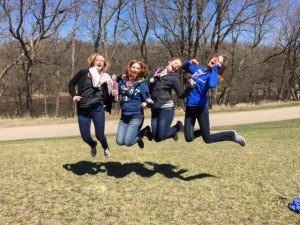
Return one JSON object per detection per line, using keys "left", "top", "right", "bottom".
{"left": 144, "top": 126, "right": 153, "bottom": 141}
{"left": 172, "top": 131, "right": 178, "bottom": 141}
{"left": 232, "top": 130, "right": 246, "bottom": 147}
{"left": 104, "top": 148, "right": 111, "bottom": 158}
{"left": 175, "top": 121, "right": 184, "bottom": 132}
{"left": 137, "top": 139, "right": 144, "bottom": 149}
{"left": 90, "top": 141, "right": 97, "bottom": 157}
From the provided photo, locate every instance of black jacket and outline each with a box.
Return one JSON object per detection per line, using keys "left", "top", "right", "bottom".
{"left": 147, "top": 72, "right": 193, "bottom": 106}
{"left": 68, "top": 69, "right": 113, "bottom": 113}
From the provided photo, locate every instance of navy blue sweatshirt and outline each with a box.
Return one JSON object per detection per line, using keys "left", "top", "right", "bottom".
{"left": 118, "top": 79, "right": 151, "bottom": 116}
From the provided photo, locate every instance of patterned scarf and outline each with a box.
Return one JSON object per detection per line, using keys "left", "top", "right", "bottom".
{"left": 88, "top": 67, "right": 113, "bottom": 94}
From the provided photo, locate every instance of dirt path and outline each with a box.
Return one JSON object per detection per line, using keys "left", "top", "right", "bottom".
{"left": 1, "top": 106, "right": 300, "bottom": 141}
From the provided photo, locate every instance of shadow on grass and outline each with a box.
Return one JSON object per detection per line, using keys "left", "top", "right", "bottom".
{"left": 63, "top": 161, "right": 217, "bottom": 181}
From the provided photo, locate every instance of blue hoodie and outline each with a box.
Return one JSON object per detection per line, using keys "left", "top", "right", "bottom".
{"left": 119, "top": 78, "right": 151, "bottom": 116}
{"left": 182, "top": 60, "right": 220, "bottom": 109}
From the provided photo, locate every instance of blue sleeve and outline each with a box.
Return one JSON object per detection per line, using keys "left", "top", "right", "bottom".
{"left": 208, "top": 65, "right": 221, "bottom": 88}
{"left": 182, "top": 59, "right": 203, "bottom": 75}
{"left": 140, "top": 82, "right": 151, "bottom": 101}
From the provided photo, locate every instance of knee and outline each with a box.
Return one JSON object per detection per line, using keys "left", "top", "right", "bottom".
{"left": 123, "top": 139, "right": 134, "bottom": 147}
{"left": 202, "top": 137, "right": 212, "bottom": 144}
{"left": 185, "top": 136, "right": 194, "bottom": 142}
{"left": 116, "top": 139, "right": 124, "bottom": 146}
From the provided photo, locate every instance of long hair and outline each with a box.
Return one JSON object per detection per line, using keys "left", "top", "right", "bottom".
{"left": 125, "top": 60, "right": 149, "bottom": 80}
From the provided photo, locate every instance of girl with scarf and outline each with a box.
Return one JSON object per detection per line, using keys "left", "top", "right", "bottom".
{"left": 68, "top": 53, "right": 113, "bottom": 158}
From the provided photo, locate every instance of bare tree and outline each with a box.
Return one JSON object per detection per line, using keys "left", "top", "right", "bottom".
{"left": 0, "top": 0, "right": 73, "bottom": 116}
{"left": 123, "top": 0, "right": 150, "bottom": 63}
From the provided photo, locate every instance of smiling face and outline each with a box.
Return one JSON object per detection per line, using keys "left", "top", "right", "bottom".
{"left": 129, "top": 62, "right": 142, "bottom": 80}
{"left": 207, "top": 55, "right": 225, "bottom": 70}
{"left": 93, "top": 55, "right": 105, "bottom": 72}
{"left": 166, "top": 59, "right": 182, "bottom": 73}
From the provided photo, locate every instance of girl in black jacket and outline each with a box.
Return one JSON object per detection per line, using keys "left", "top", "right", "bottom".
{"left": 68, "top": 53, "right": 113, "bottom": 158}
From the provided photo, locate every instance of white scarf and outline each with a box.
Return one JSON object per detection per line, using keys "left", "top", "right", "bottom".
{"left": 89, "top": 67, "right": 113, "bottom": 94}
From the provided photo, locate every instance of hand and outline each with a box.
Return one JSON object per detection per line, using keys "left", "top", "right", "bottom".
{"left": 189, "top": 79, "right": 196, "bottom": 87}
{"left": 141, "top": 102, "right": 147, "bottom": 109}
{"left": 111, "top": 89, "right": 118, "bottom": 96}
{"left": 146, "top": 98, "right": 153, "bottom": 104}
{"left": 72, "top": 95, "right": 82, "bottom": 103}
{"left": 190, "top": 59, "right": 199, "bottom": 65}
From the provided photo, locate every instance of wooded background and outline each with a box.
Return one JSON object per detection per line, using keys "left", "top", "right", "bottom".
{"left": 0, "top": 0, "right": 299, "bottom": 117}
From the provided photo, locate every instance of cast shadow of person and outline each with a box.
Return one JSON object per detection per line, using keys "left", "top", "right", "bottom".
{"left": 63, "top": 161, "right": 217, "bottom": 181}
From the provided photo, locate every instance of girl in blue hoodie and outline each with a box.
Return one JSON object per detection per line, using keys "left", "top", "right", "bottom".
{"left": 114, "top": 60, "right": 153, "bottom": 149}
{"left": 182, "top": 56, "right": 246, "bottom": 146}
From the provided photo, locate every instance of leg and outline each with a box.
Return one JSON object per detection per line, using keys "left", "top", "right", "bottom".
{"left": 78, "top": 108, "right": 96, "bottom": 147}
{"left": 151, "top": 108, "right": 159, "bottom": 141}
{"left": 123, "top": 117, "right": 144, "bottom": 146}
{"left": 116, "top": 116, "right": 129, "bottom": 146}
{"left": 156, "top": 107, "right": 175, "bottom": 141}
{"left": 184, "top": 106, "right": 197, "bottom": 142}
{"left": 198, "top": 108, "right": 236, "bottom": 144}
{"left": 91, "top": 104, "right": 108, "bottom": 149}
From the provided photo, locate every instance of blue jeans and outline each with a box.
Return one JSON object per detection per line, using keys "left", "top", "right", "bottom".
{"left": 116, "top": 115, "right": 144, "bottom": 146}
{"left": 151, "top": 107, "right": 176, "bottom": 142}
{"left": 77, "top": 104, "right": 108, "bottom": 149}
{"left": 184, "top": 106, "right": 235, "bottom": 143}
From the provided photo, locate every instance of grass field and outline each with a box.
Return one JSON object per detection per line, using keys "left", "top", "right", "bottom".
{"left": 0, "top": 119, "right": 300, "bottom": 224}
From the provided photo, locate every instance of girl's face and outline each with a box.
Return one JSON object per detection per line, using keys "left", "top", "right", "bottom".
{"left": 166, "top": 59, "right": 182, "bottom": 73}
{"left": 207, "top": 56, "right": 224, "bottom": 69}
{"left": 93, "top": 55, "right": 105, "bottom": 72}
{"left": 130, "top": 63, "right": 141, "bottom": 79}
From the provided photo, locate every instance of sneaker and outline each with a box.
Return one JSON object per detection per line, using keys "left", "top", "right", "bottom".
{"left": 172, "top": 131, "right": 179, "bottom": 141}
{"left": 137, "top": 139, "right": 144, "bottom": 149}
{"left": 232, "top": 130, "right": 246, "bottom": 147}
{"left": 144, "top": 126, "right": 153, "bottom": 141}
{"left": 90, "top": 142, "right": 97, "bottom": 157}
{"left": 175, "top": 121, "right": 184, "bottom": 132}
{"left": 104, "top": 148, "right": 111, "bottom": 158}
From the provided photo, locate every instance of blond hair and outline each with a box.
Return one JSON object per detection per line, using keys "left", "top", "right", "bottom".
{"left": 87, "top": 53, "right": 108, "bottom": 72}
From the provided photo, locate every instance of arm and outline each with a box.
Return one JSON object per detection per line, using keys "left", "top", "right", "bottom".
{"left": 171, "top": 74, "right": 194, "bottom": 99}
{"left": 68, "top": 70, "right": 82, "bottom": 97}
{"left": 182, "top": 59, "right": 201, "bottom": 74}
{"left": 208, "top": 65, "right": 221, "bottom": 88}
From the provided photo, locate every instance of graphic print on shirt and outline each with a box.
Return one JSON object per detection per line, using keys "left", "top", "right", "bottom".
{"left": 120, "top": 83, "right": 141, "bottom": 102}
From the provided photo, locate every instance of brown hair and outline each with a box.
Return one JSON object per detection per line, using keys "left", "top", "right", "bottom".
{"left": 218, "top": 55, "right": 228, "bottom": 76}
{"left": 125, "top": 60, "right": 149, "bottom": 80}
{"left": 87, "top": 53, "right": 108, "bottom": 72}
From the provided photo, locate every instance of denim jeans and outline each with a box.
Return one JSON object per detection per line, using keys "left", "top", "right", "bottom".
{"left": 116, "top": 115, "right": 144, "bottom": 146}
{"left": 184, "top": 106, "right": 235, "bottom": 143}
{"left": 151, "top": 107, "right": 176, "bottom": 142}
{"left": 77, "top": 104, "right": 108, "bottom": 149}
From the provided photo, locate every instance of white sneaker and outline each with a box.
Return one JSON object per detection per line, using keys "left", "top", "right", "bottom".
{"left": 232, "top": 130, "right": 246, "bottom": 147}
{"left": 104, "top": 148, "right": 111, "bottom": 158}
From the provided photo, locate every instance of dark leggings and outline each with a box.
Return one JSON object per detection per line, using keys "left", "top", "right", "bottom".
{"left": 184, "top": 106, "right": 235, "bottom": 143}
{"left": 78, "top": 104, "right": 108, "bottom": 149}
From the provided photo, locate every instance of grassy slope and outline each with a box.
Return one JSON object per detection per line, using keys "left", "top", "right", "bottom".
{"left": 0, "top": 119, "right": 299, "bottom": 224}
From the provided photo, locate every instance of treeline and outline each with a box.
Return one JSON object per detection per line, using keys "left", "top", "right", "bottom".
{"left": 0, "top": 0, "right": 299, "bottom": 117}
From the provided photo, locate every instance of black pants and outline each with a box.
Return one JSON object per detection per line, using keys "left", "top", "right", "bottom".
{"left": 184, "top": 106, "right": 235, "bottom": 143}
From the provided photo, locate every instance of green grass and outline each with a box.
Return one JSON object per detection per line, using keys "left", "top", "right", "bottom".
{"left": 0, "top": 119, "right": 300, "bottom": 224}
